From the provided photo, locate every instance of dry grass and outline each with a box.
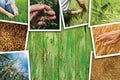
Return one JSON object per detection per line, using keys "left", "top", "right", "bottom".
{"left": 0, "top": 22, "right": 28, "bottom": 51}
{"left": 91, "top": 54, "right": 120, "bottom": 80}
{"left": 92, "top": 24, "right": 120, "bottom": 56}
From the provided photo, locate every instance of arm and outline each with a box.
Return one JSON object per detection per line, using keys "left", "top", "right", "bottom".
{"left": 10, "top": 0, "right": 18, "bottom": 16}
{"left": 76, "top": 0, "right": 87, "bottom": 12}
{"left": 67, "top": 0, "right": 87, "bottom": 14}
{"left": 11, "top": 3, "right": 18, "bottom": 16}
{"left": 0, "top": 7, "right": 14, "bottom": 18}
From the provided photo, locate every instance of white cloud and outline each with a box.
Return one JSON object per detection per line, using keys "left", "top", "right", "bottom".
{"left": 18, "top": 52, "right": 28, "bottom": 59}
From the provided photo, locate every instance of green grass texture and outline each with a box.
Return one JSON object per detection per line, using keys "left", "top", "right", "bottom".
{"left": 27, "top": 26, "right": 92, "bottom": 80}
{"left": 91, "top": 0, "right": 120, "bottom": 25}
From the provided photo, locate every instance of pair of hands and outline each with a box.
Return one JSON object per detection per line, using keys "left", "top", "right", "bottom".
{"left": 96, "top": 30, "right": 120, "bottom": 46}
{"left": 30, "top": 4, "right": 56, "bottom": 26}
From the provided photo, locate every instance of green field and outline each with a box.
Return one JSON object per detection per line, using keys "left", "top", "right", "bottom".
{"left": 91, "top": 0, "right": 120, "bottom": 25}
{"left": 63, "top": 0, "right": 88, "bottom": 27}
{"left": 27, "top": 26, "right": 92, "bottom": 80}
{"left": 0, "top": 0, "right": 28, "bottom": 23}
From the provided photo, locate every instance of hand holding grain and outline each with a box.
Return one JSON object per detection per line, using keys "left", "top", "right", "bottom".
{"left": 96, "top": 30, "right": 120, "bottom": 46}
{"left": 30, "top": 4, "right": 56, "bottom": 26}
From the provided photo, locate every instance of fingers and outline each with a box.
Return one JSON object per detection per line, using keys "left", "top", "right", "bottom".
{"left": 7, "top": 13, "right": 14, "bottom": 19}
{"left": 44, "top": 5, "right": 56, "bottom": 16}
{"left": 96, "top": 33, "right": 112, "bottom": 42}
{"left": 30, "top": 9, "right": 56, "bottom": 21}
{"left": 96, "top": 34, "right": 108, "bottom": 42}
{"left": 38, "top": 15, "right": 56, "bottom": 21}
{"left": 71, "top": 9, "right": 82, "bottom": 14}
{"left": 31, "top": 15, "right": 56, "bottom": 26}
{"left": 104, "top": 38, "right": 120, "bottom": 46}
{"left": 30, "top": 4, "right": 56, "bottom": 26}
{"left": 47, "top": 10, "right": 55, "bottom": 16}
{"left": 48, "top": 16, "right": 56, "bottom": 20}
{"left": 67, "top": 9, "right": 82, "bottom": 14}
{"left": 14, "top": 11, "right": 18, "bottom": 16}
{"left": 95, "top": 30, "right": 120, "bottom": 47}
{"left": 96, "top": 33, "right": 105, "bottom": 40}
{"left": 31, "top": 19, "right": 45, "bottom": 26}
{"left": 104, "top": 34, "right": 120, "bottom": 46}
{"left": 44, "top": 5, "right": 52, "bottom": 11}
{"left": 30, "top": 4, "right": 54, "bottom": 13}
{"left": 30, "top": 11, "right": 39, "bottom": 20}
{"left": 96, "top": 36, "right": 107, "bottom": 42}
{"left": 96, "top": 33, "right": 107, "bottom": 40}
{"left": 36, "top": 21, "right": 45, "bottom": 26}
{"left": 36, "top": 16, "right": 56, "bottom": 26}
{"left": 30, "top": 4, "right": 45, "bottom": 12}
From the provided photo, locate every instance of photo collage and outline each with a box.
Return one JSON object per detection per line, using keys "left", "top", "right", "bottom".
{"left": 0, "top": 0, "right": 120, "bottom": 80}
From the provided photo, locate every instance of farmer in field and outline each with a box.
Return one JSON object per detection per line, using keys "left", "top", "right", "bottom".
{"left": 30, "top": 4, "right": 56, "bottom": 26}
{"left": 0, "top": 0, "right": 18, "bottom": 19}
{"left": 61, "top": 0, "right": 87, "bottom": 14}
{"left": 96, "top": 30, "right": 120, "bottom": 46}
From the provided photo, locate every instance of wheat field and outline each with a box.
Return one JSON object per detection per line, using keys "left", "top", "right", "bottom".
{"left": 92, "top": 24, "right": 120, "bottom": 56}
{"left": 0, "top": 22, "right": 28, "bottom": 51}
{"left": 90, "top": 53, "right": 120, "bottom": 80}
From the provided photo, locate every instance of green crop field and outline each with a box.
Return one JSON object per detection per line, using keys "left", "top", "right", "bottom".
{"left": 27, "top": 26, "right": 92, "bottom": 80}
{"left": 0, "top": 0, "right": 28, "bottom": 23}
{"left": 63, "top": 0, "right": 88, "bottom": 27}
{"left": 90, "top": 0, "right": 120, "bottom": 25}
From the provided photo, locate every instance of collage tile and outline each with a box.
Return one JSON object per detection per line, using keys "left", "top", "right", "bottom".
{"left": 91, "top": 23, "right": 120, "bottom": 58}
{"left": 29, "top": 0, "right": 61, "bottom": 31}
{"left": 60, "top": 0, "right": 89, "bottom": 29}
{"left": 0, "top": 0, "right": 28, "bottom": 24}
{"left": 89, "top": 0, "right": 120, "bottom": 27}
{"left": 0, "top": 51, "right": 30, "bottom": 80}
{"left": 89, "top": 51, "right": 120, "bottom": 80}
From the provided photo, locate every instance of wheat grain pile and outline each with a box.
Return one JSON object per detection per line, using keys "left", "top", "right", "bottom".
{"left": 0, "top": 22, "right": 28, "bottom": 51}
{"left": 91, "top": 54, "right": 120, "bottom": 80}
{"left": 92, "top": 24, "right": 120, "bottom": 56}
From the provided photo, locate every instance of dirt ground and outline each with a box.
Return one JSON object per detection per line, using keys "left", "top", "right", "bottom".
{"left": 91, "top": 54, "right": 120, "bottom": 80}
{"left": 92, "top": 24, "right": 120, "bottom": 56}
{"left": 0, "top": 22, "right": 28, "bottom": 51}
